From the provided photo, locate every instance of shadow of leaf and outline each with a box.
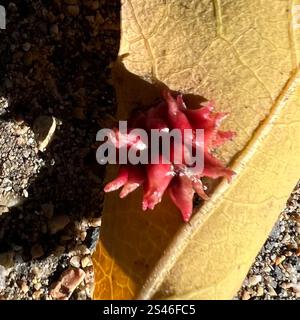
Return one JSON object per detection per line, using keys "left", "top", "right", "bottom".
{"left": 0, "top": 0, "right": 120, "bottom": 288}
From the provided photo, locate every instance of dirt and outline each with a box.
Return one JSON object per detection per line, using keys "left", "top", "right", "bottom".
{"left": 0, "top": 0, "right": 120, "bottom": 300}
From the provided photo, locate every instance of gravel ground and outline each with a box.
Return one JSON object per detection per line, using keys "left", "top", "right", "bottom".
{"left": 0, "top": 118, "right": 44, "bottom": 210}
{"left": 0, "top": 0, "right": 120, "bottom": 300}
{"left": 0, "top": 1, "right": 299, "bottom": 300}
{"left": 238, "top": 183, "right": 300, "bottom": 300}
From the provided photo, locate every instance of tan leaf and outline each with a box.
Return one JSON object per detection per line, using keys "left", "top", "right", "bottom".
{"left": 92, "top": 0, "right": 300, "bottom": 299}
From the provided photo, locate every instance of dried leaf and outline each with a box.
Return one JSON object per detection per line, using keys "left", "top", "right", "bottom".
{"left": 92, "top": 0, "right": 300, "bottom": 299}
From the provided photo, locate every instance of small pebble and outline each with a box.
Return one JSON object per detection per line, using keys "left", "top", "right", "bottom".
{"left": 49, "top": 215, "right": 70, "bottom": 234}
{"left": 263, "top": 266, "right": 272, "bottom": 273}
{"left": 50, "top": 268, "right": 85, "bottom": 300}
{"left": 70, "top": 256, "right": 81, "bottom": 268}
{"left": 32, "top": 290, "right": 41, "bottom": 300}
{"left": 67, "top": 5, "right": 80, "bottom": 17}
{"left": 80, "top": 231, "right": 87, "bottom": 241}
{"left": 22, "top": 43, "right": 31, "bottom": 52}
{"left": 291, "top": 284, "right": 300, "bottom": 293}
{"left": 267, "top": 286, "right": 277, "bottom": 297}
{"left": 23, "top": 190, "right": 29, "bottom": 198}
{"left": 242, "top": 291, "right": 251, "bottom": 300}
{"left": 34, "top": 283, "right": 42, "bottom": 291}
{"left": 89, "top": 217, "right": 102, "bottom": 228}
{"left": 50, "top": 24, "right": 59, "bottom": 36}
{"left": 248, "top": 275, "right": 262, "bottom": 287}
{"left": 20, "top": 282, "right": 29, "bottom": 294}
{"left": 81, "top": 256, "right": 92, "bottom": 268}
{"left": 0, "top": 252, "right": 15, "bottom": 269}
{"left": 256, "top": 286, "right": 264, "bottom": 297}
{"left": 275, "top": 255, "right": 286, "bottom": 266}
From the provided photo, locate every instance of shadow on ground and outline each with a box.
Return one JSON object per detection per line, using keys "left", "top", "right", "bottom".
{"left": 0, "top": 0, "right": 120, "bottom": 267}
